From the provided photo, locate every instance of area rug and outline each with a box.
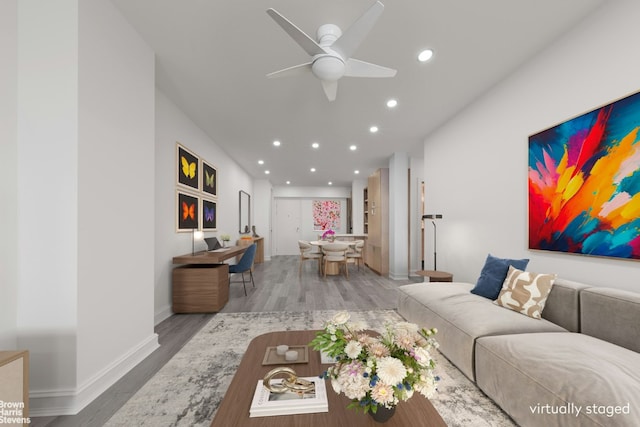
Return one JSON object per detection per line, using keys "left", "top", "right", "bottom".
{"left": 105, "top": 310, "right": 516, "bottom": 426}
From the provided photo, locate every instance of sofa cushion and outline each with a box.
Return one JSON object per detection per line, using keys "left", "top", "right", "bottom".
{"left": 539, "top": 278, "right": 589, "bottom": 333}
{"left": 581, "top": 287, "right": 640, "bottom": 353}
{"left": 397, "top": 282, "right": 565, "bottom": 381}
{"left": 476, "top": 332, "right": 640, "bottom": 427}
{"left": 494, "top": 266, "right": 556, "bottom": 319}
{"left": 471, "top": 254, "right": 529, "bottom": 300}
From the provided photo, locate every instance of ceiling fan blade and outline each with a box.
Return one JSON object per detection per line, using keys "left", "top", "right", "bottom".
{"left": 345, "top": 58, "right": 397, "bottom": 78}
{"left": 331, "top": 1, "right": 384, "bottom": 59}
{"left": 267, "top": 9, "right": 328, "bottom": 57}
{"left": 267, "top": 62, "right": 313, "bottom": 79}
{"left": 320, "top": 80, "right": 338, "bottom": 101}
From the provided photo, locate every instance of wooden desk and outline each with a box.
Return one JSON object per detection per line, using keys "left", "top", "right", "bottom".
{"left": 210, "top": 330, "right": 446, "bottom": 427}
{"left": 172, "top": 246, "right": 248, "bottom": 265}
{"left": 172, "top": 246, "right": 248, "bottom": 313}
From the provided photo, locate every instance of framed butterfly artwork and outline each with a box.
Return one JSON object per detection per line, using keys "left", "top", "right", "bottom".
{"left": 202, "top": 198, "right": 217, "bottom": 231}
{"left": 177, "top": 143, "right": 200, "bottom": 191}
{"left": 201, "top": 160, "right": 217, "bottom": 197}
{"left": 177, "top": 191, "right": 199, "bottom": 232}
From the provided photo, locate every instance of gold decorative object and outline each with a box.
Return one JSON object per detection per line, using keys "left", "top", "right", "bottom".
{"left": 262, "top": 367, "right": 314, "bottom": 394}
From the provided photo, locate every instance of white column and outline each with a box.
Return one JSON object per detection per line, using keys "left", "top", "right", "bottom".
{"left": 388, "top": 152, "right": 409, "bottom": 279}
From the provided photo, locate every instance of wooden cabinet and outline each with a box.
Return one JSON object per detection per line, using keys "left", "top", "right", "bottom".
{"left": 363, "top": 187, "right": 369, "bottom": 234}
{"left": 0, "top": 351, "right": 29, "bottom": 426}
{"left": 172, "top": 264, "right": 229, "bottom": 313}
{"left": 365, "top": 168, "right": 389, "bottom": 276}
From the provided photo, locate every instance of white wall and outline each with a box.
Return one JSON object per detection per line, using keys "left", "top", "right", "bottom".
{"left": 154, "top": 90, "right": 253, "bottom": 322}
{"left": 253, "top": 179, "right": 273, "bottom": 260}
{"left": 409, "top": 157, "right": 424, "bottom": 274}
{"left": 10, "top": 0, "right": 158, "bottom": 415}
{"left": 76, "top": 0, "right": 157, "bottom": 404}
{"left": 423, "top": 0, "right": 640, "bottom": 291}
{"left": 17, "top": 0, "right": 80, "bottom": 400}
{"left": 0, "top": 0, "right": 18, "bottom": 349}
{"left": 389, "top": 153, "right": 409, "bottom": 279}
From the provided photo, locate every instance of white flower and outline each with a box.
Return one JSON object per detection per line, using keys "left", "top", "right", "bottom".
{"left": 345, "top": 340, "right": 362, "bottom": 359}
{"left": 371, "top": 382, "right": 395, "bottom": 405}
{"left": 332, "top": 311, "right": 350, "bottom": 325}
{"left": 413, "top": 347, "right": 432, "bottom": 367}
{"left": 414, "top": 373, "right": 437, "bottom": 398}
{"left": 376, "top": 357, "right": 407, "bottom": 386}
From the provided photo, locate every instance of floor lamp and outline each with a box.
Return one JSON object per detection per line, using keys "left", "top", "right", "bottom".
{"left": 422, "top": 214, "right": 443, "bottom": 270}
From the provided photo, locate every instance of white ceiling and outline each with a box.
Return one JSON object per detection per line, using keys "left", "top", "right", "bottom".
{"left": 111, "top": 0, "right": 603, "bottom": 187}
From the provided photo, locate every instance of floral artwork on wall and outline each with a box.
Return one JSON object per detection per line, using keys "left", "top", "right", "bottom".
{"left": 313, "top": 200, "right": 341, "bottom": 231}
{"left": 528, "top": 90, "right": 640, "bottom": 260}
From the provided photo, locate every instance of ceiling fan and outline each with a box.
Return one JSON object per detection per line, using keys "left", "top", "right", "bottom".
{"left": 266, "top": 1, "right": 397, "bottom": 101}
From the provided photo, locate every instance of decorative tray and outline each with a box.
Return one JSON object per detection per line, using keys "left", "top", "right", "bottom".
{"left": 262, "top": 345, "right": 309, "bottom": 365}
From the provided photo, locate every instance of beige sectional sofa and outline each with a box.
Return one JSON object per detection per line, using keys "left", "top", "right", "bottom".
{"left": 398, "top": 280, "right": 640, "bottom": 427}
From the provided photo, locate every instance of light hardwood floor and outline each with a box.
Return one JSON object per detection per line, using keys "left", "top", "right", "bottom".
{"left": 31, "top": 255, "right": 421, "bottom": 427}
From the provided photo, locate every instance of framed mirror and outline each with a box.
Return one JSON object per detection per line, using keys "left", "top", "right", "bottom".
{"left": 239, "top": 190, "right": 250, "bottom": 234}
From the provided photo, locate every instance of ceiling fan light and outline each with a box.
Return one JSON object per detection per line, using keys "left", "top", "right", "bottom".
{"left": 312, "top": 56, "right": 346, "bottom": 81}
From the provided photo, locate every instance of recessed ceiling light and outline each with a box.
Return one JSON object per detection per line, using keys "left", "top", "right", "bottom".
{"left": 311, "top": 142, "right": 320, "bottom": 149}
{"left": 310, "top": 167, "right": 316, "bottom": 172}
{"left": 354, "top": 170, "right": 360, "bottom": 174}
{"left": 258, "top": 159, "right": 264, "bottom": 165}
{"left": 265, "top": 170, "right": 270, "bottom": 174}
{"left": 328, "top": 181, "right": 333, "bottom": 186}
{"left": 349, "top": 145, "right": 357, "bottom": 151}
{"left": 386, "top": 99, "right": 398, "bottom": 108}
{"left": 286, "top": 181, "right": 291, "bottom": 185}
{"left": 418, "top": 49, "right": 434, "bottom": 62}
{"left": 369, "top": 126, "right": 379, "bottom": 133}
{"left": 273, "top": 140, "right": 281, "bottom": 147}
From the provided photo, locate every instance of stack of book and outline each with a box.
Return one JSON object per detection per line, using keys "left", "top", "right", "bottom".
{"left": 249, "top": 376, "right": 328, "bottom": 417}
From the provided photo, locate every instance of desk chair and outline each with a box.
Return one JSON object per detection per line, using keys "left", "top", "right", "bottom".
{"left": 346, "top": 239, "right": 365, "bottom": 271}
{"left": 229, "top": 243, "right": 257, "bottom": 296}
{"left": 321, "top": 242, "right": 349, "bottom": 278}
{"left": 298, "top": 240, "right": 322, "bottom": 276}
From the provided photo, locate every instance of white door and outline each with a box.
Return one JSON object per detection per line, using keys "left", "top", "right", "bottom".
{"left": 274, "top": 198, "right": 302, "bottom": 255}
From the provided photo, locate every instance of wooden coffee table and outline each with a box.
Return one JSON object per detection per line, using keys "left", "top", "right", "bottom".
{"left": 210, "top": 330, "right": 446, "bottom": 426}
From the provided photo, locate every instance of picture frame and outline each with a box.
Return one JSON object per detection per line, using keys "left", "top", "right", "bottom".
{"left": 176, "top": 143, "right": 200, "bottom": 191}
{"left": 177, "top": 191, "right": 199, "bottom": 232}
{"left": 202, "top": 198, "right": 217, "bottom": 231}
{"left": 528, "top": 89, "right": 640, "bottom": 260}
{"left": 201, "top": 159, "right": 218, "bottom": 197}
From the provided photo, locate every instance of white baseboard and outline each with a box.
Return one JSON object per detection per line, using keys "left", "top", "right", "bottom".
{"left": 29, "top": 333, "right": 160, "bottom": 416}
{"left": 389, "top": 271, "right": 409, "bottom": 280}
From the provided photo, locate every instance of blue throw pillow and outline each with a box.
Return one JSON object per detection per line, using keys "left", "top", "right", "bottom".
{"left": 471, "top": 254, "right": 529, "bottom": 300}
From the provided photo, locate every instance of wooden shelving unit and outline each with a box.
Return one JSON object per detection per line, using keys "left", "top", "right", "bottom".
{"left": 363, "top": 187, "right": 369, "bottom": 234}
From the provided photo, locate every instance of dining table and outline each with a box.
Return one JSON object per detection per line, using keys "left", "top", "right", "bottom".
{"left": 309, "top": 240, "right": 359, "bottom": 276}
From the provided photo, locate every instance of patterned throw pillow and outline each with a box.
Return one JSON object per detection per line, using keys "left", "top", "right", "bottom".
{"left": 494, "top": 266, "right": 557, "bottom": 319}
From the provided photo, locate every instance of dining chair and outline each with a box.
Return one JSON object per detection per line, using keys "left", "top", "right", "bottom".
{"left": 346, "top": 239, "right": 365, "bottom": 271}
{"left": 228, "top": 243, "right": 257, "bottom": 296}
{"left": 298, "top": 240, "right": 322, "bottom": 276}
{"left": 321, "top": 242, "right": 350, "bottom": 278}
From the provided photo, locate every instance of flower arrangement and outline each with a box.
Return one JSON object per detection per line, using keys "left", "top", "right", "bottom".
{"left": 219, "top": 234, "right": 231, "bottom": 242}
{"left": 310, "top": 312, "right": 439, "bottom": 415}
{"left": 321, "top": 229, "right": 335, "bottom": 240}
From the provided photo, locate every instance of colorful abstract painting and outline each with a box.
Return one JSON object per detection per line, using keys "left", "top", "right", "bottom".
{"left": 529, "top": 90, "right": 640, "bottom": 260}
{"left": 313, "top": 200, "right": 341, "bottom": 231}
